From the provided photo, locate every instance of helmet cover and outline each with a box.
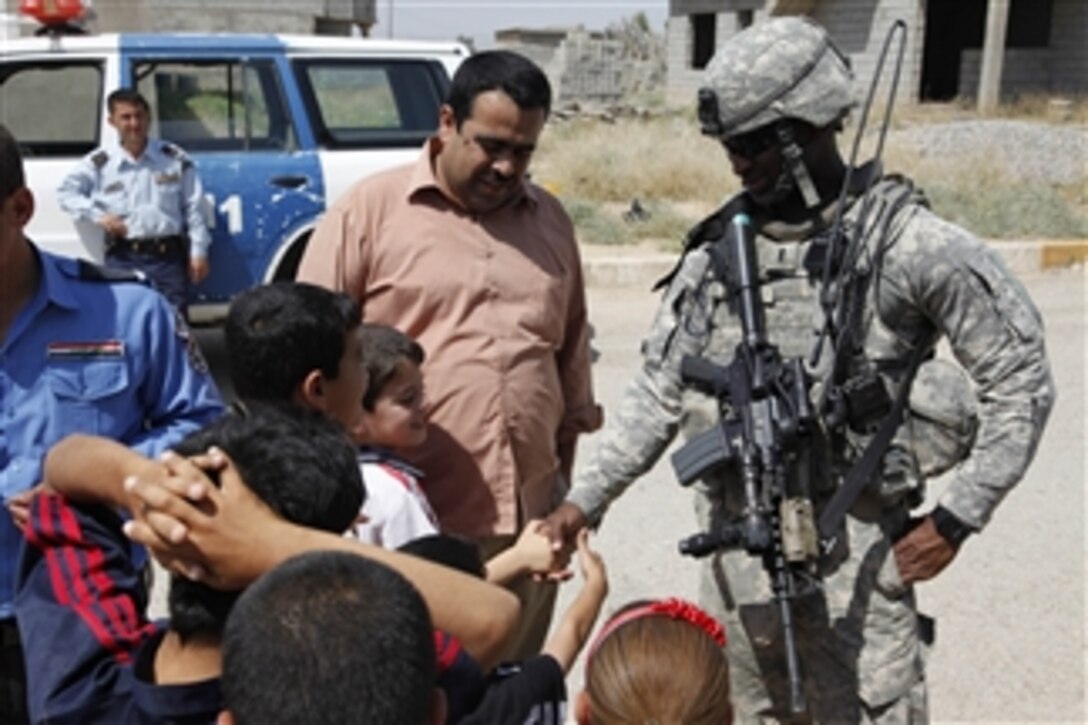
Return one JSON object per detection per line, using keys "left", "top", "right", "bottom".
{"left": 699, "top": 16, "right": 856, "bottom": 137}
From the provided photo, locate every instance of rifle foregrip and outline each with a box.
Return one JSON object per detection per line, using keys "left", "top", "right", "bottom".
{"left": 680, "top": 355, "right": 729, "bottom": 395}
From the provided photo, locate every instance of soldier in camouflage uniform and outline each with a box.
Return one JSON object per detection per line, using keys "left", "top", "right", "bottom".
{"left": 546, "top": 16, "right": 1054, "bottom": 724}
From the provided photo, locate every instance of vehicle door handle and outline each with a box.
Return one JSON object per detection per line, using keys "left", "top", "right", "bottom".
{"left": 270, "top": 174, "right": 309, "bottom": 189}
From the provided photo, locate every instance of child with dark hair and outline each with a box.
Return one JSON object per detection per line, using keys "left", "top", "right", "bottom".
{"left": 221, "top": 551, "right": 444, "bottom": 725}
{"left": 353, "top": 323, "right": 439, "bottom": 547}
{"left": 15, "top": 404, "right": 363, "bottom": 723}
{"left": 575, "top": 598, "right": 732, "bottom": 725}
{"left": 224, "top": 281, "right": 366, "bottom": 426}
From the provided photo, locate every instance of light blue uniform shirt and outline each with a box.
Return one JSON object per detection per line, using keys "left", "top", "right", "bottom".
{"left": 57, "top": 139, "right": 213, "bottom": 258}
{"left": 0, "top": 245, "right": 224, "bottom": 617}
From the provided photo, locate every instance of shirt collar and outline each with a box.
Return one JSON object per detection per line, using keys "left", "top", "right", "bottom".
{"left": 405, "top": 138, "right": 540, "bottom": 212}
{"left": 110, "top": 138, "right": 157, "bottom": 166}
{"left": 34, "top": 244, "right": 81, "bottom": 311}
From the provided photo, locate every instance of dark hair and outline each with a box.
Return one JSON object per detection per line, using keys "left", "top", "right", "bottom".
{"left": 360, "top": 323, "right": 424, "bottom": 411}
{"left": 225, "top": 282, "right": 362, "bottom": 401}
{"left": 397, "top": 533, "right": 486, "bottom": 580}
{"left": 445, "top": 50, "right": 552, "bottom": 127}
{"left": 166, "top": 402, "right": 364, "bottom": 640}
{"left": 106, "top": 88, "right": 150, "bottom": 114}
{"left": 222, "top": 550, "right": 437, "bottom": 725}
{"left": 0, "top": 124, "right": 26, "bottom": 203}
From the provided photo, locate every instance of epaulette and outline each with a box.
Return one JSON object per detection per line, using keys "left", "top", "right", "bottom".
{"left": 90, "top": 150, "right": 109, "bottom": 168}
{"left": 652, "top": 195, "right": 748, "bottom": 291}
{"left": 160, "top": 141, "right": 194, "bottom": 170}
{"left": 76, "top": 259, "right": 148, "bottom": 284}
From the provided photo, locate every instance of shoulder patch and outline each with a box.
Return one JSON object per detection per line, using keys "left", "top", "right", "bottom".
{"left": 160, "top": 142, "right": 193, "bottom": 170}
{"left": 173, "top": 307, "right": 210, "bottom": 375}
{"left": 76, "top": 259, "right": 147, "bottom": 284}
{"left": 91, "top": 150, "right": 109, "bottom": 168}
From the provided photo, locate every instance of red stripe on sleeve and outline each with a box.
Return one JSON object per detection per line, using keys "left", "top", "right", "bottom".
{"left": 433, "top": 630, "right": 463, "bottom": 672}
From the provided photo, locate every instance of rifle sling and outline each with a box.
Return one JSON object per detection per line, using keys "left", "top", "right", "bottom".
{"left": 817, "top": 341, "right": 928, "bottom": 546}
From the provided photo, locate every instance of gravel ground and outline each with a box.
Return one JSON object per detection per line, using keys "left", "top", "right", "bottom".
{"left": 886, "top": 119, "right": 1088, "bottom": 186}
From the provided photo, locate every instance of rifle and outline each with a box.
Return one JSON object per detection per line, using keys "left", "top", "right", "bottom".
{"left": 671, "top": 212, "right": 819, "bottom": 715}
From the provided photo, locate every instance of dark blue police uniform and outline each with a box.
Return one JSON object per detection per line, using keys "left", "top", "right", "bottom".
{"left": 0, "top": 245, "right": 222, "bottom": 720}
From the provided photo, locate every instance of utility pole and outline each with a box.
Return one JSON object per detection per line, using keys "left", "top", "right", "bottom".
{"left": 388, "top": 0, "right": 394, "bottom": 38}
{"left": 977, "top": 0, "right": 1010, "bottom": 113}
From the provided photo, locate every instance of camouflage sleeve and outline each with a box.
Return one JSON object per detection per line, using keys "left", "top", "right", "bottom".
{"left": 566, "top": 248, "right": 725, "bottom": 524}
{"left": 893, "top": 211, "right": 1055, "bottom": 530}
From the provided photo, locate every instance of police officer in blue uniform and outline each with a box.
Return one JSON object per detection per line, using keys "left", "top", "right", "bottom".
{"left": 0, "top": 123, "right": 223, "bottom": 724}
{"left": 57, "top": 88, "right": 213, "bottom": 316}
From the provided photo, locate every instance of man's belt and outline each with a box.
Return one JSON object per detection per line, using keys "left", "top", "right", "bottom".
{"left": 106, "top": 234, "right": 187, "bottom": 257}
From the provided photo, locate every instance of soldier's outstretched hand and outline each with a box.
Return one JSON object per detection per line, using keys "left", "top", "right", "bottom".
{"left": 543, "top": 501, "right": 588, "bottom": 557}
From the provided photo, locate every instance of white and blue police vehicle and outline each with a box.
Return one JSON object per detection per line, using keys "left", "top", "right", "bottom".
{"left": 1, "top": 14, "right": 466, "bottom": 320}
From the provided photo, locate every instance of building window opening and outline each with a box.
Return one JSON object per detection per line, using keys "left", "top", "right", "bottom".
{"left": 691, "top": 13, "right": 716, "bottom": 70}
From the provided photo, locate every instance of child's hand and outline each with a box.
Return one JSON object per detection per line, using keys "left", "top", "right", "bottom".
{"left": 575, "top": 527, "right": 608, "bottom": 596}
{"left": 516, "top": 519, "right": 573, "bottom": 581}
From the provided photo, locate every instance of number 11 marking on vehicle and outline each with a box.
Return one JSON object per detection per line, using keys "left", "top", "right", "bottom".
{"left": 205, "top": 193, "right": 244, "bottom": 234}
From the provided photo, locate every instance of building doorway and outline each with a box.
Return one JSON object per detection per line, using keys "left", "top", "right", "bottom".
{"left": 920, "top": 0, "right": 1054, "bottom": 101}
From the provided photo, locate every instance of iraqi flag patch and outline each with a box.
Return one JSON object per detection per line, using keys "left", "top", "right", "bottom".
{"left": 47, "top": 340, "right": 125, "bottom": 359}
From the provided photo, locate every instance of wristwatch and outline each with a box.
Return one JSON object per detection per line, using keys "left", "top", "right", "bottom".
{"left": 931, "top": 506, "right": 973, "bottom": 548}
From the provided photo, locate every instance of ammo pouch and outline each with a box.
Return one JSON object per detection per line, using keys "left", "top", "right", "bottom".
{"left": 905, "top": 358, "right": 978, "bottom": 478}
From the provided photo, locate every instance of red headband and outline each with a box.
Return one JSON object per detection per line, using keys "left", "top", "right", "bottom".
{"left": 587, "top": 598, "right": 727, "bottom": 663}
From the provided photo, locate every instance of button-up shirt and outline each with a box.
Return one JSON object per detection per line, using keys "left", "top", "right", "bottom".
{"left": 298, "top": 144, "right": 601, "bottom": 537}
{"left": 57, "top": 139, "right": 212, "bottom": 258}
{"left": 0, "top": 245, "right": 223, "bottom": 617}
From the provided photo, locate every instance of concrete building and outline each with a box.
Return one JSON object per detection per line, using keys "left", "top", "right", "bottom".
{"left": 6, "top": 0, "right": 377, "bottom": 36}
{"left": 666, "top": 0, "right": 1087, "bottom": 106}
{"left": 496, "top": 24, "right": 665, "bottom": 104}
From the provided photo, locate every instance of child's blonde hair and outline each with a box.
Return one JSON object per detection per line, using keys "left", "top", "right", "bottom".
{"left": 582, "top": 598, "right": 731, "bottom": 725}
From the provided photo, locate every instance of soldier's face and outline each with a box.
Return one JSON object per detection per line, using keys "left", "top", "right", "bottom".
{"left": 434, "top": 90, "right": 545, "bottom": 214}
{"left": 724, "top": 143, "right": 789, "bottom": 207}
{"left": 721, "top": 121, "right": 815, "bottom": 207}
{"left": 108, "top": 101, "right": 151, "bottom": 152}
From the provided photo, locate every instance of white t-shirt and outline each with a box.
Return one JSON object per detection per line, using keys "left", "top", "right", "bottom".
{"left": 352, "top": 455, "right": 438, "bottom": 549}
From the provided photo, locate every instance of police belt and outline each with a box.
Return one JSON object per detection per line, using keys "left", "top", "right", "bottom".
{"left": 106, "top": 234, "right": 187, "bottom": 257}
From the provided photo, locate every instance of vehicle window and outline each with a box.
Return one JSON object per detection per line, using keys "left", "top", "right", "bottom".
{"left": 0, "top": 61, "right": 102, "bottom": 157}
{"left": 134, "top": 59, "right": 296, "bottom": 152}
{"left": 294, "top": 59, "right": 448, "bottom": 149}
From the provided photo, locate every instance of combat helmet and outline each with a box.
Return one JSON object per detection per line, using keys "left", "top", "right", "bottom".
{"left": 698, "top": 16, "right": 855, "bottom": 138}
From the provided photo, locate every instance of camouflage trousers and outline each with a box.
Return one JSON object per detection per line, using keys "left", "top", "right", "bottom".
{"left": 696, "top": 493, "right": 930, "bottom": 724}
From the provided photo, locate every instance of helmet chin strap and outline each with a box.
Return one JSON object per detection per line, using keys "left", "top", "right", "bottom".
{"left": 775, "top": 123, "right": 821, "bottom": 208}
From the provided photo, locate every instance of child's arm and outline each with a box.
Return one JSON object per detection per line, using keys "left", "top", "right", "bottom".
{"left": 39, "top": 434, "right": 218, "bottom": 511}
{"left": 540, "top": 527, "right": 608, "bottom": 673}
{"left": 486, "top": 519, "right": 573, "bottom": 585}
{"left": 121, "top": 452, "right": 521, "bottom": 670}
{"left": 486, "top": 519, "right": 554, "bottom": 584}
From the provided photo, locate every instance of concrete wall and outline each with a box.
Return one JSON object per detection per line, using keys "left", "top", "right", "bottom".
{"left": 499, "top": 26, "right": 665, "bottom": 104}
{"left": 1046, "top": 0, "right": 1087, "bottom": 94}
{"left": 666, "top": 7, "right": 768, "bottom": 105}
{"left": 666, "top": 0, "right": 921, "bottom": 107}
{"left": 665, "top": 0, "right": 1085, "bottom": 108}
{"left": 808, "top": 0, "right": 922, "bottom": 107}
